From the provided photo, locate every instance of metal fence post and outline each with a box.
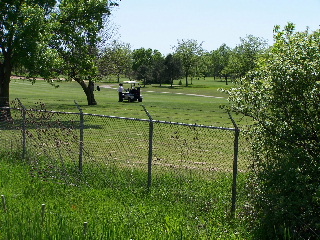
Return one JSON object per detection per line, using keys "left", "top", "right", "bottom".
{"left": 142, "top": 105, "right": 154, "bottom": 191}
{"left": 22, "top": 107, "right": 27, "bottom": 160}
{"left": 228, "top": 111, "right": 240, "bottom": 218}
{"left": 75, "top": 101, "right": 84, "bottom": 172}
{"left": 16, "top": 98, "right": 27, "bottom": 160}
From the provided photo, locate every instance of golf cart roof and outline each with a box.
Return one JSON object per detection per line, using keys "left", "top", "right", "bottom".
{"left": 123, "top": 81, "right": 140, "bottom": 84}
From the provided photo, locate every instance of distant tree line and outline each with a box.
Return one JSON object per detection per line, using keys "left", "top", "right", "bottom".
{"left": 97, "top": 36, "right": 268, "bottom": 86}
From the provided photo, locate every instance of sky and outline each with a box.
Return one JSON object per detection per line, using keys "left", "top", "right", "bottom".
{"left": 110, "top": 0, "right": 320, "bottom": 55}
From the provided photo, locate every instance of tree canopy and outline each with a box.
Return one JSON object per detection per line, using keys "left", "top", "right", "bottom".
{"left": 0, "top": 0, "right": 119, "bottom": 107}
{"left": 224, "top": 35, "right": 268, "bottom": 80}
{"left": 131, "top": 48, "right": 167, "bottom": 86}
{"left": 163, "top": 53, "right": 182, "bottom": 87}
{"left": 1, "top": 0, "right": 59, "bottom": 108}
{"left": 98, "top": 40, "right": 132, "bottom": 82}
{"left": 173, "top": 39, "right": 204, "bottom": 86}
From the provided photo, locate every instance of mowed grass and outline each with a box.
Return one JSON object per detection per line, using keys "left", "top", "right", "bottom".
{"left": 10, "top": 77, "right": 249, "bottom": 128}
{"left": 0, "top": 77, "right": 252, "bottom": 239}
{"left": 8, "top": 77, "right": 251, "bottom": 172}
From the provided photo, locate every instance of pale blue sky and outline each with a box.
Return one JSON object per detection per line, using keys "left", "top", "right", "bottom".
{"left": 111, "top": 0, "right": 320, "bottom": 55}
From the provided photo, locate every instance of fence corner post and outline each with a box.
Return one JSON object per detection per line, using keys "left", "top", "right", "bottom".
{"left": 142, "top": 105, "right": 154, "bottom": 191}
{"left": 228, "top": 111, "right": 240, "bottom": 218}
{"left": 75, "top": 101, "right": 84, "bottom": 173}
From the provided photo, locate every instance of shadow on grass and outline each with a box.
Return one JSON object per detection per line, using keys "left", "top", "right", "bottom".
{"left": 0, "top": 118, "right": 104, "bottom": 130}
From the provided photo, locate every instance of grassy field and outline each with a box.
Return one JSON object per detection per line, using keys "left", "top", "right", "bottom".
{"left": 10, "top": 77, "right": 249, "bottom": 128}
{"left": 0, "top": 77, "right": 253, "bottom": 239}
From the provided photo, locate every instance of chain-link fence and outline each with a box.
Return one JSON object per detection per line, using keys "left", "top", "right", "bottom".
{"left": 0, "top": 99, "right": 250, "bottom": 215}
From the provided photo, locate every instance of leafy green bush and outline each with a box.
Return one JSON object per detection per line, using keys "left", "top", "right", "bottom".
{"left": 226, "top": 23, "right": 320, "bottom": 239}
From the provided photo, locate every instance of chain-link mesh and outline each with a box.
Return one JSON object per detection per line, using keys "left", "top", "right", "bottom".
{"left": 81, "top": 114, "right": 150, "bottom": 172}
{"left": 153, "top": 122, "right": 235, "bottom": 175}
{"left": 0, "top": 101, "right": 81, "bottom": 183}
{"left": 25, "top": 111, "right": 80, "bottom": 182}
{"left": 0, "top": 106, "right": 22, "bottom": 153}
{"left": 0, "top": 100, "right": 251, "bottom": 211}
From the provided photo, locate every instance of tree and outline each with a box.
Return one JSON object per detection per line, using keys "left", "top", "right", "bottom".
{"left": 0, "top": 0, "right": 119, "bottom": 109}
{"left": 98, "top": 40, "right": 132, "bottom": 82}
{"left": 173, "top": 39, "right": 204, "bottom": 87}
{"left": 209, "top": 44, "right": 231, "bottom": 84}
{"left": 225, "top": 23, "right": 320, "bottom": 239}
{"left": 151, "top": 50, "right": 165, "bottom": 86}
{"left": 132, "top": 48, "right": 161, "bottom": 86}
{"left": 0, "top": 0, "right": 61, "bottom": 111}
{"left": 224, "top": 35, "right": 268, "bottom": 79}
{"left": 197, "top": 51, "right": 211, "bottom": 80}
{"left": 163, "top": 54, "right": 182, "bottom": 87}
{"left": 51, "top": 0, "right": 119, "bottom": 105}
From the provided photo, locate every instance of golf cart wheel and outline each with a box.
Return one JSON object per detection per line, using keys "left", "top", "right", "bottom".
{"left": 138, "top": 98, "right": 142, "bottom": 102}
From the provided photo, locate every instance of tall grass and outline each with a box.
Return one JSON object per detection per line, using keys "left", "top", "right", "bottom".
{"left": 0, "top": 153, "right": 251, "bottom": 239}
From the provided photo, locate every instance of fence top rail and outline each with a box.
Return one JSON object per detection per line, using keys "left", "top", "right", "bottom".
{"left": 152, "top": 120, "right": 237, "bottom": 131}
{"left": 1, "top": 106, "right": 238, "bottom": 131}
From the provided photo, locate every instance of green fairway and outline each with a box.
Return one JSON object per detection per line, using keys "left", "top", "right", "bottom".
{"left": 10, "top": 77, "right": 248, "bottom": 128}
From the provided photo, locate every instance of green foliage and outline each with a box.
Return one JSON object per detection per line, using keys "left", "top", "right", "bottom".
{"left": 163, "top": 54, "right": 182, "bottom": 86}
{"left": 52, "top": 0, "right": 112, "bottom": 78}
{"left": 173, "top": 39, "right": 204, "bottom": 86}
{"left": 131, "top": 48, "right": 155, "bottom": 84}
{"left": 0, "top": 0, "right": 61, "bottom": 78}
{"left": 0, "top": 0, "right": 120, "bottom": 106}
{"left": 225, "top": 23, "right": 320, "bottom": 239}
{"left": 208, "top": 44, "right": 231, "bottom": 81}
{"left": 131, "top": 48, "right": 175, "bottom": 85}
{"left": 98, "top": 41, "right": 132, "bottom": 82}
{"left": 224, "top": 35, "right": 268, "bottom": 79}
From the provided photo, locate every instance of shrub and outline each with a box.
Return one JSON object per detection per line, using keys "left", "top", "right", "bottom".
{"left": 225, "top": 23, "right": 320, "bottom": 239}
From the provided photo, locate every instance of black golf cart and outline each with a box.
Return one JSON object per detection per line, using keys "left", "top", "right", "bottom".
{"left": 122, "top": 81, "right": 143, "bottom": 102}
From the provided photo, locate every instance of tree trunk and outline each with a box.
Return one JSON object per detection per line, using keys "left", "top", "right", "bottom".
{"left": 0, "top": 70, "right": 10, "bottom": 107}
{"left": 76, "top": 78, "right": 97, "bottom": 105}
{"left": 185, "top": 74, "right": 189, "bottom": 87}
{"left": 0, "top": 54, "right": 13, "bottom": 121}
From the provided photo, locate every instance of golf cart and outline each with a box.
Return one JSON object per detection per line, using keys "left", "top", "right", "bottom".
{"left": 122, "top": 81, "right": 143, "bottom": 102}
